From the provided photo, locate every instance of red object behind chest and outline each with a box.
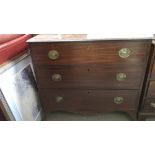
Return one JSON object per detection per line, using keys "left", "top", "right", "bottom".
{"left": 0, "top": 34, "right": 32, "bottom": 65}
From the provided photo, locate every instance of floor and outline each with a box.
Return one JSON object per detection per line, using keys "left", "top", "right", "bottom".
{"left": 45, "top": 111, "right": 155, "bottom": 121}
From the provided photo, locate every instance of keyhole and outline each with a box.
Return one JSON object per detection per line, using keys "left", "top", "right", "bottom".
{"left": 88, "top": 68, "right": 90, "bottom": 72}
{"left": 87, "top": 91, "right": 90, "bottom": 94}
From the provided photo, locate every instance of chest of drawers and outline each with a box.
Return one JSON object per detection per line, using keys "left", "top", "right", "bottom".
{"left": 28, "top": 35, "right": 152, "bottom": 120}
{"left": 138, "top": 36, "right": 155, "bottom": 120}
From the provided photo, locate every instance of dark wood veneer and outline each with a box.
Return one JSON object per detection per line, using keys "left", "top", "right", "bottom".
{"left": 40, "top": 89, "right": 139, "bottom": 112}
{"left": 36, "top": 64, "right": 145, "bottom": 89}
{"left": 147, "top": 81, "right": 155, "bottom": 98}
{"left": 138, "top": 38, "right": 155, "bottom": 120}
{"left": 30, "top": 41, "right": 151, "bottom": 66}
{"left": 143, "top": 99, "right": 155, "bottom": 110}
{"left": 151, "top": 63, "right": 155, "bottom": 79}
{"left": 28, "top": 35, "right": 153, "bottom": 120}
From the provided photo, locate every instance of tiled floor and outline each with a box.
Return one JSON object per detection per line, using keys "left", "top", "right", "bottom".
{"left": 44, "top": 111, "right": 155, "bottom": 121}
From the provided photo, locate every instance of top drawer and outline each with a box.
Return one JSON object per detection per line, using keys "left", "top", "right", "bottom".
{"left": 29, "top": 41, "right": 151, "bottom": 66}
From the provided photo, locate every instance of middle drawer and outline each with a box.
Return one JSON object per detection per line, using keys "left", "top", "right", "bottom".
{"left": 36, "top": 64, "right": 145, "bottom": 89}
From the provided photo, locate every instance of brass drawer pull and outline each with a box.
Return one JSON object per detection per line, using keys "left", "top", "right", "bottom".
{"left": 56, "top": 96, "right": 64, "bottom": 103}
{"left": 52, "top": 74, "right": 62, "bottom": 82}
{"left": 114, "top": 97, "right": 124, "bottom": 104}
{"left": 116, "top": 73, "right": 127, "bottom": 81}
{"left": 48, "top": 50, "right": 59, "bottom": 60}
{"left": 150, "top": 102, "right": 155, "bottom": 108}
{"left": 118, "top": 48, "right": 131, "bottom": 58}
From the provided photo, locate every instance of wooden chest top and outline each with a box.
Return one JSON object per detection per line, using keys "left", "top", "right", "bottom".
{"left": 27, "top": 34, "right": 152, "bottom": 43}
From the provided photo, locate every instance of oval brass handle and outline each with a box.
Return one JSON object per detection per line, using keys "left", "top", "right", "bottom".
{"left": 48, "top": 50, "right": 59, "bottom": 60}
{"left": 118, "top": 48, "right": 131, "bottom": 58}
{"left": 52, "top": 74, "right": 62, "bottom": 82}
{"left": 114, "top": 97, "right": 124, "bottom": 104}
{"left": 56, "top": 96, "right": 64, "bottom": 103}
{"left": 150, "top": 102, "right": 155, "bottom": 108}
{"left": 116, "top": 73, "right": 127, "bottom": 81}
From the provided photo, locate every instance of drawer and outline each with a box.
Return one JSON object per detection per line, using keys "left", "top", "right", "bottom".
{"left": 143, "top": 99, "right": 155, "bottom": 110}
{"left": 147, "top": 81, "right": 155, "bottom": 98}
{"left": 30, "top": 41, "right": 151, "bottom": 66}
{"left": 36, "top": 64, "right": 145, "bottom": 89}
{"left": 39, "top": 89, "right": 139, "bottom": 112}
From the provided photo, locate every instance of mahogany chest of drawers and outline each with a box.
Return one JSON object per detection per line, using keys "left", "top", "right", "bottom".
{"left": 28, "top": 34, "right": 153, "bottom": 120}
{"left": 139, "top": 36, "right": 155, "bottom": 120}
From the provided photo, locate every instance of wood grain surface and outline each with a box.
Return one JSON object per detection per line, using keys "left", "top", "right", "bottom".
{"left": 28, "top": 37, "right": 153, "bottom": 120}
{"left": 39, "top": 89, "right": 139, "bottom": 112}
{"left": 36, "top": 64, "right": 145, "bottom": 89}
{"left": 30, "top": 41, "right": 151, "bottom": 66}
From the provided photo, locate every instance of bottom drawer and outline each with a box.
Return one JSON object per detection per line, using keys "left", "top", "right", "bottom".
{"left": 39, "top": 89, "right": 139, "bottom": 112}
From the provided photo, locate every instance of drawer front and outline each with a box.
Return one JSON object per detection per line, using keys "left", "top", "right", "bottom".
{"left": 147, "top": 81, "right": 155, "bottom": 98}
{"left": 39, "top": 89, "right": 139, "bottom": 112}
{"left": 36, "top": 64, "right": 144, "bottom": 89}
{"left": 30, "top": 41, "right": 150, "bottom": 66}
{"left": 143, "top": 99, "right": 155, "bottom": 110}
